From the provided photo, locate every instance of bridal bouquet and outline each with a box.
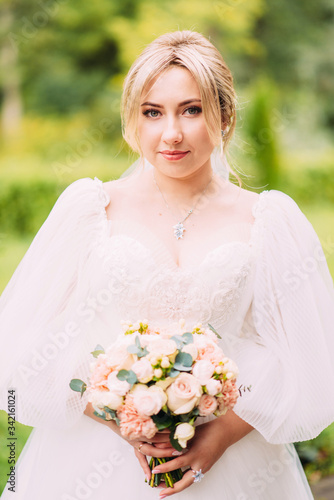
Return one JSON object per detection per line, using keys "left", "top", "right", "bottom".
{"left": 70, "top": 319, "right": 242, "bottom": 488}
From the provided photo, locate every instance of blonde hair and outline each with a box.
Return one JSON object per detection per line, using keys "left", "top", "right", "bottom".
{"left": 121, "top": 30, "right": 240, "bottom": 183}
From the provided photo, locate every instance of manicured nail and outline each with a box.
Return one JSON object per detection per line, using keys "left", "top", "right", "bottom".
{"left": 172, "top": 450, "right": 182, "bottom": 456}
{"left": 160, "top": 496, "right": 167, "bottom": 499}
{"left": 146, "top": 474, "right": 150, "bottom": 482}
{"left": 152, "top": 469, "right": 161, "bottom": 474}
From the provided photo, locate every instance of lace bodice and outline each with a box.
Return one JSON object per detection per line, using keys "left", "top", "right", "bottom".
{"left": 87, "top": 180, "right": 265, "bottom": 343}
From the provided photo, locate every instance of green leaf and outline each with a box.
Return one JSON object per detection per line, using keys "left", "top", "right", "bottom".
{"left": 169, "top": 430, "right": 183, "bottom": 452}
{"left": 137, "top": 346, "right": 149, "bottom": 358}
{"left": 135, "top": 336, "right": 141, "bottom": 349}
{"left": 93, "top": 409, "right": 108, "bottom": 420}
{"left": 127, "top": 344, "right": 140, "bottom": 354}
{"left": 170, "top": 335, "right": 185, "bottom": 349}
{"left": 175, "top": 352, "right": 193, "bottom": 367}
{"left": 182, "top": 332, "right": 194, "bottom": 344}
{"left": 208, "top": 323, "right": 222, "bottom": 339}
{"left": 173, "top": 363, "right": 192, "bottom": 372}
{"left": 152, "top": 411, "right": 173, "bottom": 430}
{"left": 69, "top": 379, "right": 87, "bottom": 397}
{"left": 117, "top": 369, "right": 138, "bottom": 386}
{"left": 91, "top": 344, "right": 105, "bottom": 358}
{"left": 169, "top": 368, "right": 180, "bottom": 378}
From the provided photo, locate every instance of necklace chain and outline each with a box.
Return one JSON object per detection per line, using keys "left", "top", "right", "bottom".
{"left": 152, "top": 170, "right": 214, "bottom": 239}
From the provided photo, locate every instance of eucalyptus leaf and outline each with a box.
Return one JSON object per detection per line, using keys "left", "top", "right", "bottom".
{"left": 175, "top": 352, "right": 193, "bottom": 367}
{"left": 127, "top": 344, "right": 140, "bottom": 354}
{"left": 181, "top": 332, "right": 194, "bottom": 344}
{"left": 168, "top": 368, "right": 180, "bottom": 377}
{"left": 137, "top": 346, "right": 149, "bottom": 358}
{"left": 117, "top": 369, "right": 138, "bottom": 386}
{"left": 170, "top": 335, "right": 185, "bottom": 349}
{"left": 91, "top": 344, "right": 105, "bottom": 358}
{"left": 208, "top": 323, "right": 222, "bottom": 339}
{"left": 69, "top": 379, "right": 87, "bottom": 396}
{"left": 172, "top": 363, "right": 192, "bottom": 372}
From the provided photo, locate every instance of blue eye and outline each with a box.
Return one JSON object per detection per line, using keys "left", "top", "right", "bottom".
{"left": 185, "top": 106, "right": 202, "bottom": 115}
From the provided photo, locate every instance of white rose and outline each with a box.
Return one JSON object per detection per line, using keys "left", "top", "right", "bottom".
{"left": 192, "top": 360, "right": 215, "bottom": 385}
{"left": 174, "top": 423, "right": 195, "bottom": 448}
{"left": 131, "top": 358, "right": 154, "bottom": 383}
{"left": 147, "top": 338, "right": 178, "bottom": 357}
{"left": 107, "top": 371, "right": 131, "bottom": 396}
{"left": 205, "top": 378, "right": 222, "bottom": 396}
{"left": 166, "top": 373, "right": 202, "bottom": 414}
{"left": 222, "top": 358, "right": 239, "bottom": 379}
{"left": 88, "top": 389, "right": 123, "bottom": 411}
{"left": 182, "top": 343, "right": 198, "bottom": 361}
{"left": 156, "top": 377, "right": 174, "bottom": 391}
{"left": 106, "top": 342, "right": 135, "bottom": 371}
{"left": 133, "top": 385, "right": 167, "bottom": 416}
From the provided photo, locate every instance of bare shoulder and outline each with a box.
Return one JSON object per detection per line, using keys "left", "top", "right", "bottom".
{"left": 101, "top": 176, "right": 135, "bottom": 204}
{"left": 220, "top": 181, "right": 261, "bottom": 223}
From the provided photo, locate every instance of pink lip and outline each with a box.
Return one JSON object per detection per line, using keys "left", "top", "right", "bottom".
{"left": 160, "top": 151, "right": 189, "bottom": 161}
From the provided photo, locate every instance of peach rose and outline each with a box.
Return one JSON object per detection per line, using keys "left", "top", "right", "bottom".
{"left": 131, "top": 358, "right": 154, "bottom": 383}
{"left": 107, "top": 371, "right": 131, "bottom": 396}
{"left": 132, "top": 385, "right": 167, "bottom": 416}
{"left": 205, "top": 378, "right": 222, "bottom": 396}
{"left": 192, "top": 360, "right": 215, "bottom": 385}
{"left": 146, "top": 338, "right": 178, "bottom": 357}
{"left": 198, "top": 394, "right": 217, "bottom": 416}
{"left": 106, "top": 341, "right": 136, "bottom": 371}
{"left": 166, "top": 373, "right": 202, "bottom": 414}
{"left": 88, "top": 388, "right": 123, "bottom": 411}
{"left": 181, "top": 343, "right": 198, "bottom": 361}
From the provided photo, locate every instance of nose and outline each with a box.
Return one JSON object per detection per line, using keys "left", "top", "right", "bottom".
{"left": 161, "top": 117, "right": 183, "bottom": 144}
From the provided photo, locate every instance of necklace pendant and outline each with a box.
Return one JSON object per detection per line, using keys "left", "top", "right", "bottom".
{"left": 173, "top": 222, "right": 186, "bottom": 240}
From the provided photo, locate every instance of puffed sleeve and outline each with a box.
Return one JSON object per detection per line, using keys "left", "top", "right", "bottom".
{"left": 233, "top": 190, "right": 334, "bottom": 444}
{"left": 0, "top": 177, "right": 110, "bottom": 430}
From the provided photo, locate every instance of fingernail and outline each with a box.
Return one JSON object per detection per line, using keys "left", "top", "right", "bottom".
{"left": 160, "top": 496, "right": 167, "bottom": 499}
{"left": 172, "top": 450, "right": 182, "bottom": 456}
{"left": 145, "top": 474, "right": 150, "bottom": 482}
{"left": 152, "top": 468, "right": 161, "bottom": 474}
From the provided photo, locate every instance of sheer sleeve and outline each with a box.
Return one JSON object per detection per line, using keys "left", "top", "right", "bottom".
{"left": 0, "top": 177, "right": 110, "bottom": 430}
{"left": 233, "top": 190, "right": 334, "bottom": 443}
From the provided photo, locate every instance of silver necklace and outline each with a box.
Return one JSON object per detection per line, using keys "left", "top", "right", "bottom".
{"left": 152, "top": 170, "right": 214, "bottom": 240}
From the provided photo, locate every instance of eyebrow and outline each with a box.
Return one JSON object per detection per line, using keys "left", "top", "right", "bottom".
{"left": 140, "top": 99, "right": 202, "bottom": 108}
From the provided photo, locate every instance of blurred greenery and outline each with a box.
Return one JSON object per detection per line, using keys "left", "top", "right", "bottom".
{"left": 0, "top": 0, "right": 333, "bottom": 496}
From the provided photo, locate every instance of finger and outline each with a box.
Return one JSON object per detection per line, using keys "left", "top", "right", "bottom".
{"left": 159, "top": 469, "right": 195, "bottom": 497}
{"left": 154, "top": 442, "right": 175, "bottom": 449}
{"left": 133, "top": 448, "right": 151, "bottom": 482}
{"left": 151, "top": 454, "right": 189, "bottom": 473}
{"left": 138, "top": 443, "right": 186, "bottom": 458}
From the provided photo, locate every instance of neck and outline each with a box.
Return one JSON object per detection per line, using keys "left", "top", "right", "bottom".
{"left": 152, "top": 165, "right": 214, "bottom": 210}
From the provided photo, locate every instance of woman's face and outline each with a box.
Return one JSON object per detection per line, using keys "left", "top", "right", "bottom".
{"left": 137, "top": 66, "right": 215, "bottom": 180}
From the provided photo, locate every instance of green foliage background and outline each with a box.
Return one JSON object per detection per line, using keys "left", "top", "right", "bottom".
{"left": 0, "top": 0, "right": 334, "bottom": 495}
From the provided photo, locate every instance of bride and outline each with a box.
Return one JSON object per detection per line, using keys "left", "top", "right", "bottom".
{"left": 1, "top": 30, "right": 334, "bottom": 499}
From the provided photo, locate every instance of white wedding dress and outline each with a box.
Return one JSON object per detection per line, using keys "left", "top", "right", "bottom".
{"left": 1, "top": 176, "right": 334, "bottom": 500}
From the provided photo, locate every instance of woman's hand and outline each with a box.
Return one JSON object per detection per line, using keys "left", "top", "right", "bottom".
{"left": 132, "top": 430, "right": 184, "bottom": 482}
{"left": 148, "top": 412, "right": 254, "bottom": 498}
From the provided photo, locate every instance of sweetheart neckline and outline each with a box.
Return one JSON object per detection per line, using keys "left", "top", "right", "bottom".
{"left": 105, "top": 231, "right": 255, "bottom": 272}
{"left": 94, "top": 177, "right": 267, "bottom": 271}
